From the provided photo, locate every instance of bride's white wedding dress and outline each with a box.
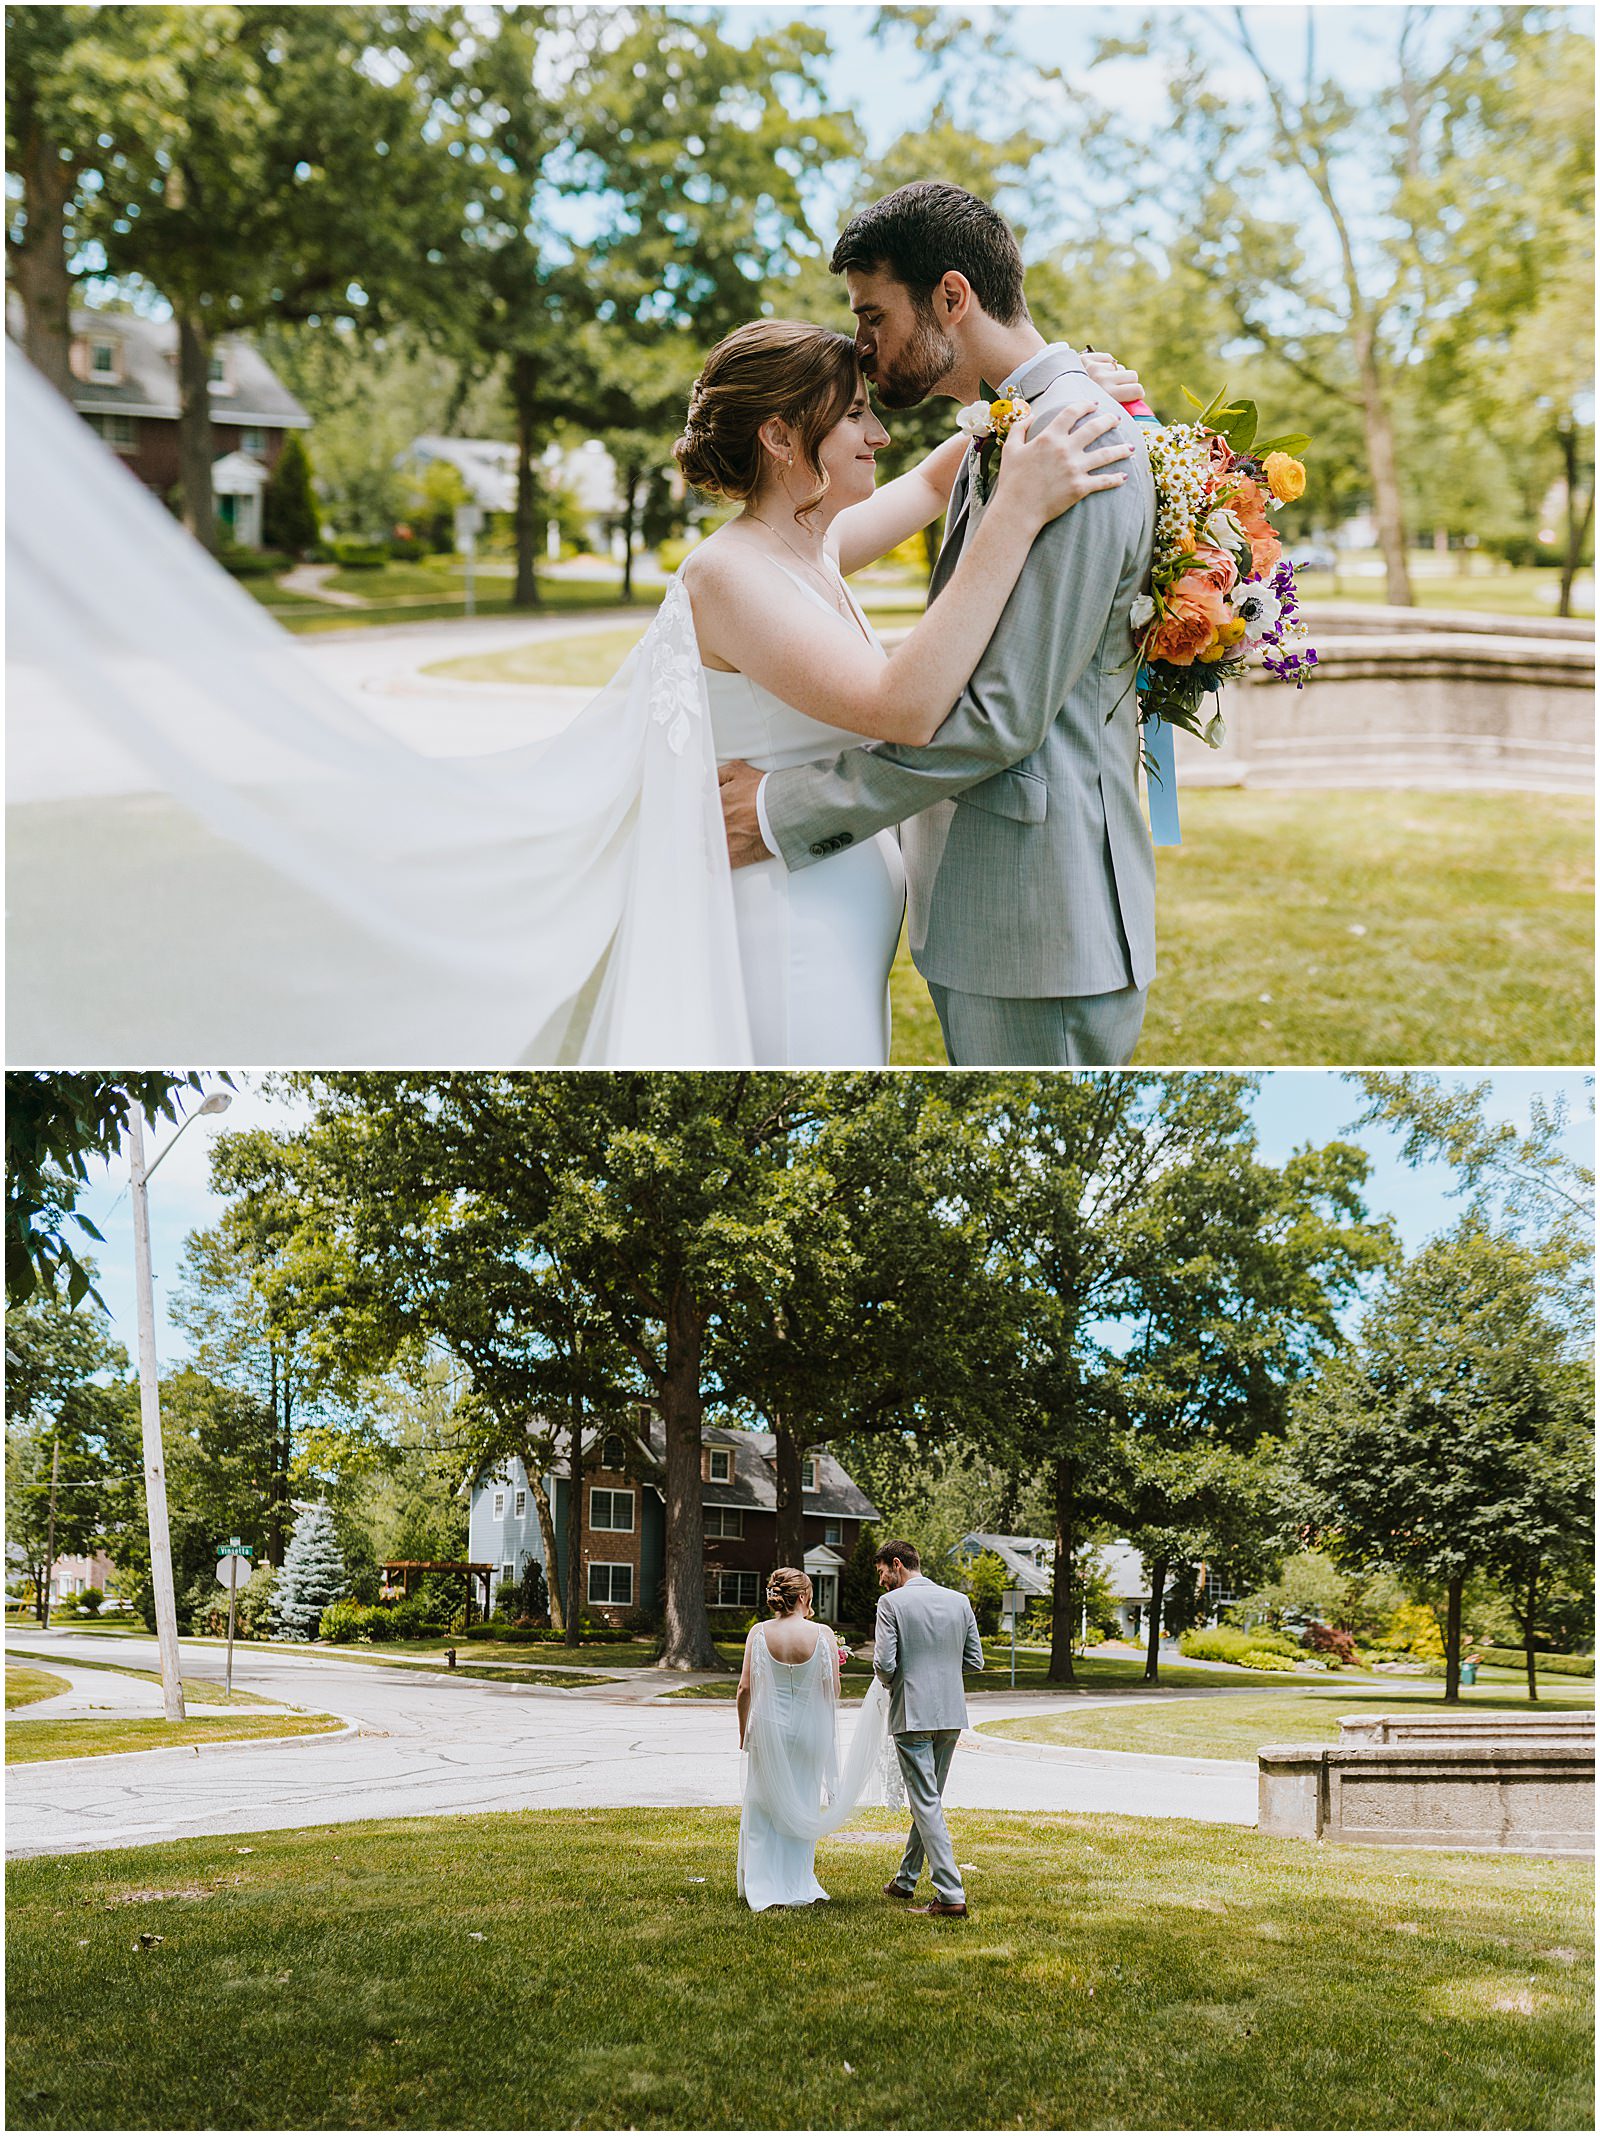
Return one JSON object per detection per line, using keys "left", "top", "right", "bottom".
{"left": 5, "top": 344, "right": 892, "bottom": 1065}
{"left": 737, "top": 1621, "right": 900, "bottom": 1913}
{"left": 703, "top": 560, "right": 905, "bottom": 1067}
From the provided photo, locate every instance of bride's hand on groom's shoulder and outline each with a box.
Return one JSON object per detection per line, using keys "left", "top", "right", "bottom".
{"left": 995, "top": 403, "right": 1133, "bottom": 526}
{"left": 1082, "top": 348, "right": 1146, "bottom": 405}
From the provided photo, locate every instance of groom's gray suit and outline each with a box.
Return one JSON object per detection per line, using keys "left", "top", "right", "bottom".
{"left": 874, "top": 1573, "right": 985, "bottom": 1908}
{"left": 763, "top": 345, "right": 1157, "bottom": 1066}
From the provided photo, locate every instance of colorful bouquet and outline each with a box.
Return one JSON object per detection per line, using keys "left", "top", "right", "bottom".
{"left": 1133, "top": 388, "right": 1316, "bottom": 747}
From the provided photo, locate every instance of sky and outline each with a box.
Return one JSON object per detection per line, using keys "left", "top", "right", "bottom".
{"left": 66, "top": 1069, "right": 1594, "bottom": 1373}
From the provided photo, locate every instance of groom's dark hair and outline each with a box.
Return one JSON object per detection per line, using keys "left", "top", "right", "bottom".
{"left": 829, "top": 181, "right": 1029, "bottom": 326}
{"left": 875, "top": 1539, "right": 921, "bottom": 1573}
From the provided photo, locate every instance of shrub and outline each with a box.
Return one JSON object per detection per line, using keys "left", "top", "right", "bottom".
{"left": 1384, "top": 1601, "right": 1445, "bottom": 1662}
{"left": 218, "top": 545, "right": 290, "bottom": 578}
{"left": 1180, "top": 1625, "right": 1300, "bottom": 1666}
{"left": 329, "top": 539, "right": 388, "bottom": 570}
{"left": 499, "top": 1626, "right": 535, "bottom": 1644}
{"left": 74, "top": 1586, "right": 104, "bottom": 1617}
{"left": 263, "top": 432, "right": 319, "bottom": 555}
{"left": 518, "top": 1559, "right": 549, "bottom": 1622}
{"left": 494, "top": 1581, "right": 519, "bottom": 1617}
{"left": 318, "top": 1600, "right": 367, "bottom": 1644}
{"left": 1475, "top": 1646, "right": 1594, "bottom": 1677}
{"left": 1301, "top": 1621, "right": 1361, "bottom": 1667}
{"left": 621, "top": 1605, "right": 661, "bottom": 1636}
{"left": 463, "top": 1623, "right": 498, "bottom": 1641}
{"left": 52, "top": 1593, "right": 80, "bottom": 1619}
{"left": 1240, "top": 1648, "right": 1298, "bottom": 1671}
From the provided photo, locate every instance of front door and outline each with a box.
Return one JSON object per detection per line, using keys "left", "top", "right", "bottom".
{"left": 813, "top": 1574, "right": 837, "bottom": 1623}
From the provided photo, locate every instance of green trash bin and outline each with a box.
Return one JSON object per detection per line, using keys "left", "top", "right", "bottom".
{"left": 1460, "top": 1661, "right": 1477, "bottom": 1685}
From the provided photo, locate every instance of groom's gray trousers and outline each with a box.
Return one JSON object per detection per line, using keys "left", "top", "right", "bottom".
{"left": 927, "top": 979, "right": 1147, "bottom": 1068}
{"left": 891, "top": 1730, "right": 965, "bottom": 1905}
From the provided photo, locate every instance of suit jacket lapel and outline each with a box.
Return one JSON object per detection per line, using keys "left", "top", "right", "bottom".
{"left": 931, "top": 452, "right": 974, "bottom": 598}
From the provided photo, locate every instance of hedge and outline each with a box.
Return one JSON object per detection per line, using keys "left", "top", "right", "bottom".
{"left": 1475, "top": 1647, "right": 1594, "bottom": 1677}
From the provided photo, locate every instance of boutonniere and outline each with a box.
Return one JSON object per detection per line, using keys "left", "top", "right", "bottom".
{"left": 956, "top": 383, "right": 1031, "bottom": 504}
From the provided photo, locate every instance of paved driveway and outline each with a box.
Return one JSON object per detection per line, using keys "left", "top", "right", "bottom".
{"left": 5, "top": 1631, "right": 1256, "bottom": 1860}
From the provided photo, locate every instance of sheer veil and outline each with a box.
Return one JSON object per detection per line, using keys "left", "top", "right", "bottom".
{"left": 742, "top": 1633, "right": 904, "bottom": 1842}
{"left": 6, "top": 343, "right": 753, "bottom": 1065}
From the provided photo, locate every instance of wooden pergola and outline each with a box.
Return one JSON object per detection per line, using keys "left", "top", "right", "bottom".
{"left": 381, "top": 1560, "right": 496, "bottom": 1624}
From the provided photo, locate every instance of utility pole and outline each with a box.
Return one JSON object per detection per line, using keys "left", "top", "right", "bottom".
{"left": 42, "top": 1435, "right": 60, "bottom": 1627}
{"left": 128, "top": 1109, "right": 186, "bottom": 1723}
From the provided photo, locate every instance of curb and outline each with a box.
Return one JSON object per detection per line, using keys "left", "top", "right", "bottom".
{"left": 6, "top": 1715, "right": 362, "bottom": 1775}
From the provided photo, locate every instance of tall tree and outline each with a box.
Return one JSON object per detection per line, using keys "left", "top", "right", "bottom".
{"left": 86, "top": 5, "right": 469, "bottom": 550}
{"left": 1293, "top": 1218, "right": 1587, "bottom": 1700}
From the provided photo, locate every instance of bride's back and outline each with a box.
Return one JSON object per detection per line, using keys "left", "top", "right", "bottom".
{"left": 761, "top": 1615, "right": 827, "bottom": 1665}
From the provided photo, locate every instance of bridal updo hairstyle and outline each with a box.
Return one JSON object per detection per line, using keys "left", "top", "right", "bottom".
{"left": 766, "top": 1567, "right": 813, "bottom": 1617}
{"left": 673, "top": 320, "right": 861, "bottom": 522}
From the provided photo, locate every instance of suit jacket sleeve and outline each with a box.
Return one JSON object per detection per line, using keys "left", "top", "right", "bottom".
{"left": 963, "top": 1599, "right": 985, "bottom": 1674}
{"left": 763, "top": 416, "right": 1147, "bottom": 872}
{"left": 872, "top": 1593, "right": 898, "bottom": 1686}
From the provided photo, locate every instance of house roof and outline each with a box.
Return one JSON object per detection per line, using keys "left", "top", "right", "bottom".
{"left": 1091, "top": 1542, "right": 1150, "bottom": 1602}
{"left": 488, "top": 1419, "right": 877, "bottom": 1523}
{"left": 43, "top": 308, "right": 311, "bottom": 429}
{"left": 952, "top": 1532, "right": 1055, "bottom": 1597}
{"left": 408, "top": 436, "right": 518, "bottom": 512}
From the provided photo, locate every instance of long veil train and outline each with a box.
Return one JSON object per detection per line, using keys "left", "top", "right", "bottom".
{"left": 5, "top": 343, "right": 753, "bottom": 1065}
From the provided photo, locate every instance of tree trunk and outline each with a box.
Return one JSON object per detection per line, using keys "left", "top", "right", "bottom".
{"left": 511, "top": 352, "right": 540, "bottom": 610}
{"left": 1047, "top": 1456, "right": 1076, "bottom": 1684}
{"left": 1557, "top": 419, "right": 1594, "bottom": 621}
{"left": 1524, "top": 1565, "right": 1540, "bottom": 1703}
{"left": 1443, "top": 1573, "right": 1464, "bottom": 1702}
{"left": 1355, "top": 327, "right": 1411, "bottom": 607}
{"left": 175, "top": 305, "right": 218, "bottom": 554}
{"left": 11, "top": 127, "right": 76, "bottom": 400}
{"left": 619, "top": 467, "right": 639, "bottom": 602}
{"left": 527, "top": 1466, "right": 564, "bottom": 1632}
{"left": 267, "top": 1350, "right": 286, "bottom": 1566}
{"left": 656, "top": 1291, "right": 720, "bottom": 1670}
{"left": 565, "top": 1416, "right": 583, "bottom": 1648}
{"left": 43, "top": 1435, "right": 59, "bottom": 1631}
{"left": 1143, "top": 1556, "right": 1168, "bottom": 1683}
{"left": 772, "top": 1421, "right": 805, "bottom": 1570}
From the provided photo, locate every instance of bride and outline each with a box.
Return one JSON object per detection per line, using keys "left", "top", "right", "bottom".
{"left": 736, "top": 1566, "right": 898, "bottom": 1912}
{"left": 6, "top": 332, "right": 1134, "bottom": 1066}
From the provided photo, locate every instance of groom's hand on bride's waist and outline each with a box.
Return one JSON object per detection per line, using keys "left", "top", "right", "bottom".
{"left": 718, "top": 758, "right": 775, "bottom": 870}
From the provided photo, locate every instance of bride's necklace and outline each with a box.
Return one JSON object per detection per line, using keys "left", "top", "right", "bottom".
{"left": 746, "top": 511, "right": 853, "bottom": 621}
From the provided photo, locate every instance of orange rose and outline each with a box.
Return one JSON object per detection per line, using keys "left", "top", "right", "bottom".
{"left": 1190, "top": 542, "right": 1239, "bottom": 597}
{"left": 1150, "top": 570, "right": 1227, "bottom": 666}
{"left": 1263, "top": 451, "right": 1306, "bottom": 502}
{"left": 1228, "top": 473, "right": 1272, "bottom": 539}
{"left": 1249, "top": 530, "right": 1283, "bottom": 576}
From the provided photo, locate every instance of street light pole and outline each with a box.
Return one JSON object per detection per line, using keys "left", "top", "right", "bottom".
{"left": 128, "top": 1108, "right": 186, "bottom": 1723}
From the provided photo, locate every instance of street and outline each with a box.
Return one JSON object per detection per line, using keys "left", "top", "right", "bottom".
{"left": 5, "top": 1629, "right": 1257, "bottom": 1859}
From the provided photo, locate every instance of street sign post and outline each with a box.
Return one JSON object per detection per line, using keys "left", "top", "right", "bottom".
{"left": 1002, "top": 1587, "right": 1027, "bottom": 1687}
{"left": 454, "top": 504, "right": 484, "bottom": 615}
{"left": 215, "top": 1539, "right": 254, "bottom": 1696}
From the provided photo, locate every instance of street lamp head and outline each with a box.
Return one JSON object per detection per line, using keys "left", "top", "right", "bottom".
{"left": 198, "top": 1093, "right": 233, "bottom": 1116}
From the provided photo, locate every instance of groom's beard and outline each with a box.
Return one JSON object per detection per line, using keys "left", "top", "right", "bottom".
{"left": 870, "top": 304, "right": 960, "bottom": 409}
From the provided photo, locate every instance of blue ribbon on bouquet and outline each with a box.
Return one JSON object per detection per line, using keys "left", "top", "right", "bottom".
{"left": 1138, "top": 669, "right": 1182, "bottom": 847}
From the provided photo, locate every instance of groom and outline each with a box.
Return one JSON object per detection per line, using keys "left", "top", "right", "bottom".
{"left": 873, "top": 1539, "right": 985, "bottom": 1918}
{"left": 718, "top": 180, "right": 1157, "bottom": 1067}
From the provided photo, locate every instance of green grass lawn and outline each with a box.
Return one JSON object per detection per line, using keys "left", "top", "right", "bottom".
{"left": 1296, "top": 566, "right": 1593, "bottom": 618}
{"left": 5, "top": 1808, "right": 1591, "bottom": 2130}
{"left": 6, "top": 1666, "right": 69, "bottom": 1711}
{"left": 424, "top": 623, "right": 650, "bottom": 688}
{"left": 6, "top": 1712, "right": 344, "bottom": 1765}
{"left": 247, "top": 568, "right": 671, "bottom": 635}
{"left": 891, "top": 789, "right": 1593, "bottom": 1064}
{"left": 984, "top": 1679, "right": 1597, "bottom": 1762}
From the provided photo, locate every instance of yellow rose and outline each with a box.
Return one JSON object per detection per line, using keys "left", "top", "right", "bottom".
{"left": 1263, "top": 451, "right": 1307, "bottom": 503}
{"left": 1197, "top": 618, "right": 1247, "bottom": 664}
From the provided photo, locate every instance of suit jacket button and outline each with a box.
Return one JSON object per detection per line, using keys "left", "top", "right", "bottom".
{"left": 810, "top": 842, "right": 828, "bottom": 856}
{"left": 838, "top": 832, "right": 853, "bottom": 847}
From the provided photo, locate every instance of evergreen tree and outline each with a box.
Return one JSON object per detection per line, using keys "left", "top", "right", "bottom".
{"left": 517, "top": 1556, "right": 549, "bottom": 1622}
{"left": 271, "top": 1502, "right": 346, "bottom": 1641}
{"left": 263, "top": 433, "right": 319, "bottom": 557}
{"left": 840, "top": 1523, "right": 879, "bottom": 1631}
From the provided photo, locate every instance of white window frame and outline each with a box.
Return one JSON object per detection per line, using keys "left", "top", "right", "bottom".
{"left": 824, "top": 1520, "right": 842, "bottom": 1546}
{"left": 240, "top": 424, "right": 267, "bottom": 453}
{"left": 707, "top": 1447, "right": 732, "bottom": 1483}
{"left": 89, "top": 339, "right": 118, "bottom": 379}
{"left": 514, "top": 1489, "right": 527, "bottom": 1518}
{"left": 501, "top": 1561, "right": 514, "bottom": 1585}
{"left": 492, "top": 1489, "right": 506, "bottom": 1519}
{"left": 704, "top": 1506, "right": 743, "bottom": 1539}
{"left": 588, "top": 1560, "right": 633, "bottom": 1607}
{"left": 590, "top": 1487, "right": 635, "bottom": 1534}
{"left": 801, "top": 1457, "right": 817, "bottom": 1491}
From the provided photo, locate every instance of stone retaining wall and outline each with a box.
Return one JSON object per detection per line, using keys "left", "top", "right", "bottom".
{"left": 1258, "top": 1739, "right": 1595, "bottom": 1856}
{"left": 1339, "top": 1711, "right": 1594, "bottom": 1747}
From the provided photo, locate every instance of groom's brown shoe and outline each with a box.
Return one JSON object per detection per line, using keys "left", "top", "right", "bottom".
{"left": 882, "top": 1878, "right": 915, "bottom": 1900}
{"left": 909, "top": 1899, "right": 968, "bottom": 1917}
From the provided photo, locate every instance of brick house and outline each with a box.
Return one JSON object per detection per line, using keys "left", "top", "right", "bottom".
{"left": 466, "top": 1419, "right": 878, "bottom": 1627}
{"left": 17, "top": 306, "right": 312, "bottom": 545}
